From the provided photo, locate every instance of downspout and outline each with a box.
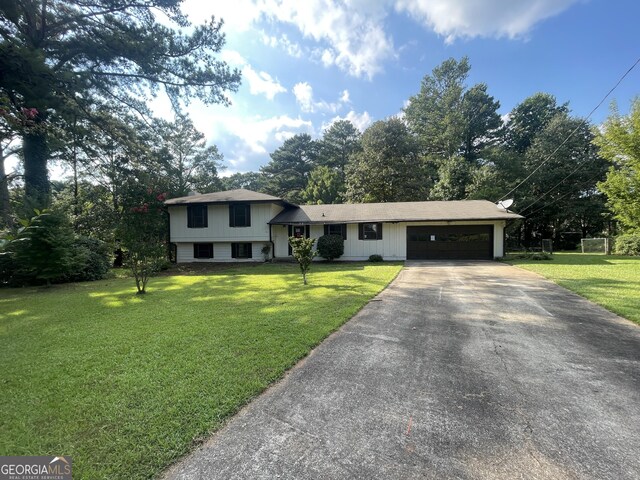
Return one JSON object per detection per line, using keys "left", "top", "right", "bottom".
{"left": 269, "top": 223, "right": 276, "bottom": 260}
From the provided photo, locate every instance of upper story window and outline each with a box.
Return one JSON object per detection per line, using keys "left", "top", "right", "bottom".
{"left": 324, "top": 224, "right": 347, "bottom": 240}
{"left": 359, "top": 222, "right": 383, "bottom": 240}
{"left": 229, "top": 203, "right": 251, "bottom": 227}
{"left": 187, "top": 205, "right": 208, "bottom": 228}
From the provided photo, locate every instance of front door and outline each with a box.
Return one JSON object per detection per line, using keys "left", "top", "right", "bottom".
{"left": 288, "top": 225, "right": 310, "bottom": 255}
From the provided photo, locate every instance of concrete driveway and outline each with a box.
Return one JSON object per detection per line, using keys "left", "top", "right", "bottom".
{"left": 164, "top": 262, "right": 640, "bottom": 479}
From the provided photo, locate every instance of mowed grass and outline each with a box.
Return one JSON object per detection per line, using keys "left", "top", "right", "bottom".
{"left": 505, "top": 253, "right": 640, "bottom": 324}
{"left": 0, "top": 262, "right": 402, "bottom": 479}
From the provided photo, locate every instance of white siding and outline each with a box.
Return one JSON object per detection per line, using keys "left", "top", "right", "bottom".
{"left": 272, "top": 220, "right": 506, "bottom": 260}
{"left": 169, "top": 203, "right": 283, "bottom": 242}
{"left": 272, "top": 224, "right": 290, "bottom": 258}
{"left": 176, "top": 242, "right": 267, "bottom": 263}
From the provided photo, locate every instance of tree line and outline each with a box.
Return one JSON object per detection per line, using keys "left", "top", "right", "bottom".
{"left": 246, "top": 58, "right": 618, "bottom": 249}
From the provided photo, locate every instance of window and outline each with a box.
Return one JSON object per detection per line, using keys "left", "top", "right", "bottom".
{"left": 232, "top": 243, "right": 253, "bottom": 259}
{"left": 359, "top": 223, "right": 383, "bottom": 240}
{"left": 324, "top": 224, "right": 347, "bottom": 240}
{"left": 229, "top": 204, "right": 251, "bottom": 227}
{"left": 193, "top": 243, "right": 213, "bottom": 259}
{"left": 187, "top": 205, "right": 207, "bottom": 228}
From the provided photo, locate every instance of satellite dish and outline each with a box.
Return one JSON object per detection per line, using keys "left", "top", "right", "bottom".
{"left": 497, "top": 199, "right": 514, "bottom": 210}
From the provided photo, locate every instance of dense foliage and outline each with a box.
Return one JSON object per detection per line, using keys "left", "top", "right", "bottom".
{"left": 595, "top": 99, "right": 640, "bottom": 232}
{"left": 317, "top": 234, "right": 344, "bottom": 261}
{"left": 0, "top": 210, "right": 111, "bottom": 286}
{"left": 613, "top": 234, "right": 640, "bottom": 256}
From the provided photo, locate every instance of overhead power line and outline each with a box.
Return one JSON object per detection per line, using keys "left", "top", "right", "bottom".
{"left": 497, "top": 55, "right": 640, "bottom": 203}
{"left": 524, "top": 169, "right": 605, "bottom": 218}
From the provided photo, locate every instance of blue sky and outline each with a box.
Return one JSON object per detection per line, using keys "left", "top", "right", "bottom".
{"left": 157, "top": 0, "right": 639, "bottom": 176}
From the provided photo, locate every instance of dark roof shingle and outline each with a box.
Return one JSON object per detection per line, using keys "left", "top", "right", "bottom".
{"left": 270, "top": 200, "right": 522, "bottom": 224}
{"left": 165, "top": 189, "right": 284, "bottom": 205}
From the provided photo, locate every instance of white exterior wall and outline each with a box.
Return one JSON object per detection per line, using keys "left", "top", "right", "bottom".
{"left": 176, "top": 242, "right": 268, "bottom": 263}
{"left": 272, "top": 223, "right": 290, "bottom": 258}
{"left": 169, "top": 203, "right": 283, "bottom": 242}
{"left": 272, "top": 220, "right": 506, "bottom": 260}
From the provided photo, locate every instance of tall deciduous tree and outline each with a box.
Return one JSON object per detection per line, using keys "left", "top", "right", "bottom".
{"left": 345, "top": 118, "right": 426, "bottom": 203}
{"left": 505, "top": 93, "right": 569, "bottom": 153}
{"left": 594, "top": 99, "right": 640, "bottom": 232}
{"left": 261, "top": 133, "right": 317, "bottom": 203}
{"left": 0, "top": 0, "right": 241, "bottom": 209}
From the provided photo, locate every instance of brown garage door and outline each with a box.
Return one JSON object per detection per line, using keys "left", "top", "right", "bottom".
{"left": 407, "top": 225, "right": 494, "bottom": 260}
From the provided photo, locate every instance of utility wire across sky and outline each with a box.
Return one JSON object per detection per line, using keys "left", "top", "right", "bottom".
{"left": 496, "top": 55, "right": 640, "bottom": 206}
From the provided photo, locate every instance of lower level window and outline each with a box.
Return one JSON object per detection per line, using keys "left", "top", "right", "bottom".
{"left": 232, "top": 243, "right": 253, "bottom": 259}
{"left": 193, "top": 243, "right": 214, "bottom": 259}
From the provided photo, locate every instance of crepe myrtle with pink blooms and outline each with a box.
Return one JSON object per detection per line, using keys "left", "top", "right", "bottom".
{"left": 119, "top": 184, "right": 169, "bottom": 294}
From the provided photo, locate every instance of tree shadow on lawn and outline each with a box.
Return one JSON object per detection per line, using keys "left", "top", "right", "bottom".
{"left": 85, "top": 267, "right": 389, "bottom": 313}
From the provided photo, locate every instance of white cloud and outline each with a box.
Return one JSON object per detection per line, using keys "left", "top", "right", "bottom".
{"left": 220, "top": 50, "right": 286, "bottom": 100}
{"left": 394, "top": 0, "right": 581, "bottom": 42}
{"left": 293, "top": 82, "right": 350, "bottom": 114}
{"left": 324, "top": 110, "right": 373, "bottom": 133}
{"left": 260, "top": 32, "right": 303, "bottom": 58}
{"left": 183, "top": 1, "right": 581, "bottom": 79}
{"left": 243, "top": 68, "right": 287, "bottom": 100}
{"left": 258, "top": 1, "right": 394, "bottom": 79}
{"left": 181, "top": 0, "right": 262, "bottom": 32}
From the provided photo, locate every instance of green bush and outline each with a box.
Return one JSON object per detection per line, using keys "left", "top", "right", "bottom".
{"left": 508, "top": 252, "right": 553, "bottom": 260}
{"left": 614, "top": 233, "right": 640, "bottom": 256}
{"left": 67, "top": 237, "right": 112, "bottom": 282}
{"left": 368, "top": 254, "right": 383, "bottom": 262}
{"left": 1, "top": 214, "right": 112, "bottom": 287}
{"left": 317, "top": 234, "right": 344, "bottom": 261}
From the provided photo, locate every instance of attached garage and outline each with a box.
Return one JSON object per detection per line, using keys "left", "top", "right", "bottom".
{"left": 407, "top": 225, "right": 494, "bottom": 260}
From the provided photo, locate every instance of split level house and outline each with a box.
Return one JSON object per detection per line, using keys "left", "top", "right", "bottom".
{"left": 165, "top": 189, "right": 522, "bottom": 263}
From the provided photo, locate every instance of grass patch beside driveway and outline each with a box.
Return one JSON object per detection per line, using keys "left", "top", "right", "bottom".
{"left": 0, "top": 262, "right": 402, "bottom": 480}
{"left": 505, "top": 253, "right": 640, "bottom": 324}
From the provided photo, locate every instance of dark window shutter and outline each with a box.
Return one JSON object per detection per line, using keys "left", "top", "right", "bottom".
{"left": 342, "top": 224, "right": 347, "bottom": 240}
{"left": 229, "top": 205, "right": 235, "bottom": 227}
{"left": 193, "top": 243, "right": 197, "bottom": 258}
{"left": 187, "top": 206, "right": 193, "bottom": 228}
{"left": 358, "top": 224, "right": 363, "bottom": 240}
{"left": 324, "top": 225, "right": 328, "bottom": 235}
{"left": 305, "top": 225, "right": 310, "bottom": 238}
{"left": 248, "top": 243, "right": 253, "bottom": 259}
{"left": 245, "top": 205, "right": 251, "bottom": 227}
{"left": 231, "top": 243, "right": 237, "bottom": 258}
{"left": 202, "top": 206, "right": 208, "bottom": 228}
{"left": 377, "top": 223, "right": 382, "bottom": 240}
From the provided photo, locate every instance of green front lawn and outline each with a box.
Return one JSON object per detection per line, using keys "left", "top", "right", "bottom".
{"left": 0, "top": 262, "right": 402, "bottom": 479}
{"left": 505, "top": 253, "right": 640, "bottom": 324}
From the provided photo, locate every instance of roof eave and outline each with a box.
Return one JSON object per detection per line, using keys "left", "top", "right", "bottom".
{"left": 270, "top": 215, "right": 523, "bottom": 225}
